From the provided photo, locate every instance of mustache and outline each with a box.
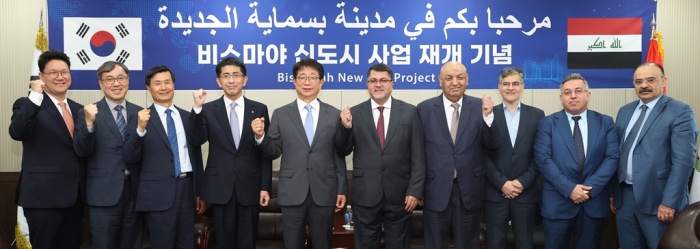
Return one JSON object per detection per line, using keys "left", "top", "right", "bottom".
{"left": 639, "top": 88, "right": 653, "bottom": 93}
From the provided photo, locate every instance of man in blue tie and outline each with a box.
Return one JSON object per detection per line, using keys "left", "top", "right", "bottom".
{"left": 534, "top": 73, "right": 619, "bottom": 248}
{"left": 612, "top": 62, "right": 698, "bottom": 248}
{"left": 123, "top": 65, "right": 205, "bottom": 249}
{"left": 73, "top": 61, "right": 143, "bottom": 248}
{"left": 252, "top": 58, "right": 348, "bottom": 249}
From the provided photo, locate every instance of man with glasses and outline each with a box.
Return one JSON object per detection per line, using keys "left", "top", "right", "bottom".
{"left": 252, "top": 58, "right": 348, "bottom": 249}
{"left": 337, "top": 63, "right": 425, "bottom": 248}
{"left": 10, "top": 50, "right": 85, "bottom": 248}
{"left": 73, "top": 61, "right": 144, "bottom": 248}
{"left": 534, "top": 73, "right": 618, "bottom": 248}
{"left": 484, "top": 67, "right": 544, "bottom": 249}
{"left": 190, "top": 57, "right": 272, "bottom": 248}
{"left": 612, "top": 62, "right": 698, "bottom": 248}
{"left": 417, "top": 61, "right": 502, "bottom": 248}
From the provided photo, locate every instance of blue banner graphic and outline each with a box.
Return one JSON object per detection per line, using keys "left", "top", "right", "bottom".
{"left": 48, "top": 0, "right": 657, "bottom": 90}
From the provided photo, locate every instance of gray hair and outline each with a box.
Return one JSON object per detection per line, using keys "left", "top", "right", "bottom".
{"left": 560, "top": 73, "right": 589, "bottom": 92}
{"left": 498, "top": 67, "right": 524, "bottom": 83}
{"left": 97, "top": 61, "right": 129, "bottom": 80}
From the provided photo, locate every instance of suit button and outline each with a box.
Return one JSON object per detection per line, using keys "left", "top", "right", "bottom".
{"left": 454, "top": 155, "right": 457, "bottom": 158}
{"left": 170, "top": 159, "right": 174, "bottom": 162}
{"left": 171, "top": 175, "right": 175, "bottom": 178}
{"left": 450, "top": 172, "right": 454, "bottom": 175}
{"left": 308, "top": 151, "right": 312, "bottom": 154}
{"left": 232, "top": 169, "right": 236, "bottom": 173}
{"left": 307, "top": 168, "right": 310, "bottom": 170}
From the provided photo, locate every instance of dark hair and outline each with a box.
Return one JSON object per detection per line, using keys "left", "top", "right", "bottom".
{"left": 145, "top": 65, "right": 175, "bottom": 86}
{"left": 216, "top": 57, "right": 247, "bottom": 77}
{"left": 560, "top": 73, "right": 589, "bottom": 92}
{"left": 38, "top": 50, "right": 71, "bottom": 72}
{"left": 637, "top": 62, "right": 665, "bottom": 77}
{"left": 367, "top": 63, "right": 394, "bottom": 81}
{"left": 293, "top": 58, "right": 324, "bottom": 79}
{"left": 97, "top": 61, "right": 129, "bottom": 79}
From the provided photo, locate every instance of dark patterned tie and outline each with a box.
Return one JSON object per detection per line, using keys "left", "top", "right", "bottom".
{"left": 572, "top": 116, "right": 585, "bottom": 173}
{"left": 115, "top": 105, "right": 126, "bottom": 141}
{"left": 618, "top": 105, "right": 648, "bottom": 182}
{"left": 377, "top": 106, "right": 385, "bottom": 147}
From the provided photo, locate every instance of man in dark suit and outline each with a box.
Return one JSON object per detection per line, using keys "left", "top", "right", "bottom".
{"left": 534, "top": 73, "right": 618, "bottom": 249}
{"left": 73, "top": 61, "right": 143, "bottom": 249}
{"left": 252, "top": 58, "right": 348, "bottom": 249}
{"left": 484, "top": 67, "right": 544, "bottom": 249}
{"left": 338, "top": 63, "right": 425, "bottom": 249}
{"left": 123, "top": 66, "right": 205, "bottom": 248}
{"left": 417, "top": 61, "right": 501, "bottom": 248}
{"left": 190, "top": 57, "right": 272, "bottom": 248}
{"left": 9, "top": 50, "right": 86, "bottom": 248}
{"left": 612, "top": 63, "right": 698, "bottom": 248}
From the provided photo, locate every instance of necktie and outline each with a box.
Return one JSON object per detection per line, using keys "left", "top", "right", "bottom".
{"left": 619, "top": 105, "right": 648, "bottom": 183}
{"left": 115, "top": 105, "right": 126, "bottom": 141}
{"left": 230, "top": 102, "right": 240, "bottom": 148}
{"left": 58, "top": 102, "right": 74, "bottom": 138}
{"left": 572, "top": 116, "right": 585, "bottom": 173}
{"left": 304, "top": 104, "right": 314, "bottom": 146}
{"left": 166, "top": 109, "right": 182, "bottom": 177}
{"left": 377, "top": 106, "right": 385, "bottom": 147}
{"left": 450, "top": 103, "right": 460, "bottom": 143}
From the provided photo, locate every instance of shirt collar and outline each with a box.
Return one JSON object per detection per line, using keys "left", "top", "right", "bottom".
{"left": 45, "top": 93, "right": 63, "bottom": 106}
{"left": 224, "top": 95, "right": 245, "bottom": 109}
{"left": 502, "top": 102, "right": 521, "bottom": 111}
{"left": 371, "top": 96, "right": 392, "bottom": 110}
{"left": 637, "top": 94, "right": 662, "bottom": 111}
{"left": 153, "top": 103, "right": 177, "bottom": 116}
{"left": 442, "top": 94, "right": 464, "bottom": 108}
{"left": 296, "top": 98, "right": 320, "bottom": 112}
{"left": 105, "top": 98, "right": 125, "bottom": 111}
{"left": 565, "top": 109, "right": 588, "bottom": 123}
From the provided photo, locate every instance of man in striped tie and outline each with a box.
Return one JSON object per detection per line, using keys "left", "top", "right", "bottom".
{"left": 73, "top": 61, "right": 144, "bottom": 249}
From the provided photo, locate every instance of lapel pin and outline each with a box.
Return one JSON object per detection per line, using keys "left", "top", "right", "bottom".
{"left": 252, "top": 111, "right": 255, "bottom": 113}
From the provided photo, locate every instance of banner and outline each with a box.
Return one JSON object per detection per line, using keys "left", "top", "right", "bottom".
{"left": 47, "top": 0, "right": 657, "bottom": 90}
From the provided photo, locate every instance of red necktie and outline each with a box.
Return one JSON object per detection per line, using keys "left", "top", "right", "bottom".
{"left": 58, "top": 102, "right": 74, "bottom": 138}
{"left": 377, "top": 106, "right": 385, "bottom": 147}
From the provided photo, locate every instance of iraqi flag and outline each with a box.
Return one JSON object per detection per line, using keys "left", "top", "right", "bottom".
{"left": 63, "top": 17, "right": 142, "bottom": 70}
{"left": 567, "top": 18, "right": 642, "bottom": 69}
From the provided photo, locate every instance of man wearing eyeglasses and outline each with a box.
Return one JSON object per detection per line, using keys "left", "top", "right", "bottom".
{"left": 484, "top": 67, "right": 544, "bottom": 249}
{"left": 10, "top": 50, "right": 86, "bottom": 248}
{"left": 72, "top": 61, "right": 143, "bottom": 248}
{"left": 612, "top": 63, "right": 698, "bottom": 248}
{"left": 190, "top": 57, "right": 272, "bottom": 248}
{"left": 336, "top": 63, "right": 425, "bottom": 248}
{"left": 534, "top": 73, "right": 618, "bottom": 248}
{"left": 252, "top": 58, "right": 348, "bottom": 249}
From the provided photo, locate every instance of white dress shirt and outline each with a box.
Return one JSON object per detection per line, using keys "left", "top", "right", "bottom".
{"left": 28, "top": 90, "right": 72, "bottom": 117}
{"left": 441, "top": 95, "right": 494, "bottom": 130}
{"left": 138, "top": 103, "right": 193, "bottom": 173}
{"left": 193, "top": 96, "right": 245, "bottom": 139}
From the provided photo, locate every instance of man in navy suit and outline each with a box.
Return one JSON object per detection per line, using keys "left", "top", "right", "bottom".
{"left": 191, "top": 57, "right": 272, "bottom": 248}
{"left": 612, "top": 63, "right": 698, "bottom": 248}
{"left": 123, "top": 66, "right": 205, "bottom": 248}
{"left": 484, "top": 67, "right": 544, "bottom": 249}
{"left": 417, "top": 61, "right": 501, "bottom": 248}
{"left": 73, "top": 61, "right": 143, "bottom": 249}
{"left": 534, "top": 73, "right": 618, "bottom": 249}
{"left": 9, "top": 50, "right": 86, "bottom": 248}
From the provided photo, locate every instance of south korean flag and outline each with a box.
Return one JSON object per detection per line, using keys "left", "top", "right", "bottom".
{"left": 63, "top": 17, "right": 142, "bottom": 70}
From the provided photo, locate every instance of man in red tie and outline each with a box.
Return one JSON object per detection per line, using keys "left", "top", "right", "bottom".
{"left": 9, "top": 50, "right": 86, "bottom": 249}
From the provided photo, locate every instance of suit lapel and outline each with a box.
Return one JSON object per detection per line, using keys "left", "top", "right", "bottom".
{"left": 494, "top": 105, "right": 512, "bottom": 148}
{"left": 285, "top": 101, "right": 309, "bottom": 147}
{"left": 455, "top": 95, "right": 472, "bottom": 144}
{"left": 360, "top": 100, "right": 382, "bottom": 148}
{"left": 555, "top": 111, "right": 578, "bottom": 161}
{"left": 432, "top": 95, "right": 454, "bottom": 147}
{"left": 149, "top": 105, "right": 173, "bottom": 153}
{"left": 42, "top": 94, "right": 72, "bottom": 140}
{"left": 384, "top": 99, "right": 403, "bottom": 148}
{"left": 513, "top": 105, "right": 531, "bottom": 149}
{"left": 214, "top": 97, "right": 237, "bottom": 148}
{"left": 585, "top": 111, "right": 600, "bottom": 168}
{"left": 97, "top": 98, "right": 123, "bottom": 141}
{"left": 312, "top": 101, "right": 332, "bottom": 148}
{"left": 635, "top": 95, "right": 667, "bottom": 146}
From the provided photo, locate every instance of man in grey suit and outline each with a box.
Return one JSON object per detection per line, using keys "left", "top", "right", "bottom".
{"left": 252, "top": 58, "right": 348, "bottom": 249}
{"left": 484, "top": 67, "right": 544, "bottom": 249}
{"left": 612, "top": 62, "right": 698, "bottom": 248}
{"left": 338, "top": 63, "right": 425, "bottom": 249}
{"left": 73, "top": 61, "right": 143, "bottom": 249}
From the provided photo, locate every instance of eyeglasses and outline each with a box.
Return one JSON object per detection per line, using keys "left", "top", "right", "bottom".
{"left": 500, "top": 81, "right": 521, "bottom": 87}
{"left": 44, "top": 71, "right": 71, "bottom": 79}
{"left": 101, "top": 75, "right": 129, "bottom": 84}
{"left": 367, "top": 78, "right": 392, "bottom": 85}
{"left": 220, "top": 73, "right": 244, "bottom": 81}
{"left": 295, "top": 76, "right": 320, "bottom": 82}
{"left": 562, "top": 88, "right": 588, "bottom": 97}
{"left": 633, "top": 77, "right": 661, "bottom": 85}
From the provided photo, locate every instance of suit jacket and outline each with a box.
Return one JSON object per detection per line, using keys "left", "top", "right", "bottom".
{"left": 534, "top": 109, "right": 618, "bottom": 219}
{"left": 417, "top": 94, "right": 502, "bottom": 212}
{"left": 9, "top": 93, "right": 86, "bottom": 208}
{"left": 191, "top": 96, "right": 272, "bottom": 206}
{"left": 74, "top": 98, "right": 143, "bottom": 206}
{"left": 123, "top": 104, "right": 203, "bottom": 212}
{"left": 485, "top": 103, "right": 544, "bottom": 203}
{"left": 256, "top": 99, "right": 348, "bottom": 206}
{"left": 338, "top": 98, "right": 426, "bottom": 207}
{"left": 612, "top": 95, "right": 698, "bottom": 214}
